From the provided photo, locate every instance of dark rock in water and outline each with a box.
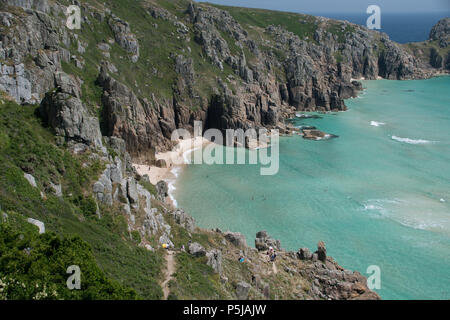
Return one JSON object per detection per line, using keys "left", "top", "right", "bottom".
{"left": 351, "top": 80, "right": 363, "bottom": 90}
{"left": 302, "top": 129, "right": 338, "bottom": 140}
{"left": 299, "top": 125, "right": 317, "bottom": 130}
{"left": 296, "top": 113, "right": 322, "bottom": 119}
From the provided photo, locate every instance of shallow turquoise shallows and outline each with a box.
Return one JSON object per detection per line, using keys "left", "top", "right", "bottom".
{"left": 174, "top": 76, "right": 450, "bottom": 300}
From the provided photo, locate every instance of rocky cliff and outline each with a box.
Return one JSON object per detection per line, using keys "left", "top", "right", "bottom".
{"left": 0, "top": 0, "right": 447, "bottom": 300}
{"left": 0, "top": 0, "right": 445, "bottom": 164}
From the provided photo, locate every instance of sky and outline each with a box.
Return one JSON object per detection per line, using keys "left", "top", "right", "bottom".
{"left": 197, "top": 0, "right": 450, "bottom": 14}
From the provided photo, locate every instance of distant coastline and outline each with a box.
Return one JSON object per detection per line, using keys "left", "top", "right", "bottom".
{"left": 311, "top": 12, "right": 449, "bottom": 43}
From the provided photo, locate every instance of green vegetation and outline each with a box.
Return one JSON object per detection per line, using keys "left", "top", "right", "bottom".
{"left": 0, "top": 215, "right": 137, "bottom": 300}
{"left": 170, "top": 252, "right": 224, "bottom": 300}
{"left": 326, "top": 23, "right": 355, "bottom": 43}
{"left": 209, "top": 3, "right": 318, "bottom": 42}
{"left": 0, "top": 100, "right": 163, "bottom": 299}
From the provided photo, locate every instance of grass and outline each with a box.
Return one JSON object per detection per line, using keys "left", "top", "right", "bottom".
{"left": 0, "top": 100, "right": 163, "bottom": 299}
{"left": 209, "top": 3, "right": 318, "bottom": 42}
{"left": 169, "top": 252, "right": 225, "bottom": 299}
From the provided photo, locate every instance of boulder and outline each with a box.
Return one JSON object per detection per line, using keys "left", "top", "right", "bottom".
{"left": 23, "top": 173, "right": 37, "bottom": 188}
{"left": 236, "top": 281, "right": 251, "bottom": 300}
{"left": 170, "top": 209, "right": 196, "bottom": 232}
{"left": 206, "top": 249, "right": 222, "bottom": 274}
{"left": 188, "top": 242, "right": 206, "bottom": 257}
{"left": 156, "top": 180, "right": 168, "bottom": 200}
{"left": 127, "top": 177, "right": 139, "bottom": 208}
{"left": 254, "top": 230, "right": 281, "bottom": 251}
{"left": 297, "top": 247, "right": 313, "bottom": 260}
{"left": 224, "top": 231, "right": 247, "bottom": 247}
{"left": 316, "top": 241, "right": 327, "bottom": 262}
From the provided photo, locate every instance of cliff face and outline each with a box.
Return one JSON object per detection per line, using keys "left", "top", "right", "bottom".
{"left": 404, "top": 18, "right": 450, "bottom": 72}
{"left": 0, "top": 0, "right": 444, "bottom": 164}
{"left": 5, "top": 0, "right": 441, "bottom": 300}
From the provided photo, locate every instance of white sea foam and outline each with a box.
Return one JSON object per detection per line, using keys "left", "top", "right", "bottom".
{"left": 167, "top": 167, "right": 181, "bottom": 207}
{"left": 391, "top": 136, "right": 435, "bottom": 145}
{"left": 362, "top": 197, "right": 450, "bottom": 234}
{"left": 370, "top": 121, "right": 385, "bottom": 127}
{"left": 182, "top": 147, "right": 200, "bottom": 164}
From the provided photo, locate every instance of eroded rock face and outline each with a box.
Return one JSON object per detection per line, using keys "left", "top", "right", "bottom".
{"left": 39, "top": 72, "right": 103, "bottom": 148}
{"left": 170, "top": 208, "right": 195, "bottom": 233}
{"left": 108, "top": 14, "right": 139, "bottom": 62}
{"left": 97, "top": 66, "right": 173, "bottom": 160}
{"left": 206, "top": 249, "right": 222, "bottom": 274}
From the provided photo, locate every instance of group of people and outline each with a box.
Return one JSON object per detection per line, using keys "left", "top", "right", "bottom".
{"left": 267, "top": 246, "right": 277, "bottom": 262}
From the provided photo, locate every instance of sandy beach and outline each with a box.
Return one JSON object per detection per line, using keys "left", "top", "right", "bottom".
{"left": 133, "top": 137, "right": 210, "bottom": 206}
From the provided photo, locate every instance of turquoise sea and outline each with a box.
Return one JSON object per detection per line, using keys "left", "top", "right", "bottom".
{"left": 174, "top": 76, "right": 450, "bottom": 299}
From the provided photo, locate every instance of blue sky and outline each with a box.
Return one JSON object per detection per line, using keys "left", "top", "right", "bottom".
{"left": 197, "top": 0, "right": 450, "bottom": 14}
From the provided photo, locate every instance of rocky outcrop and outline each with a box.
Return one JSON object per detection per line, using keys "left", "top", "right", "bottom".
{"left": 235, "top": 281, "right": 251, "bottom": 300}
{"left": 108, "top": 15, "right": 140, "bottom": 62}
{"left": 97, "top": 67, "right": 173, "bottom": 160}
{"left": 302, "top": 129, "right": 338, "bottom": 140}
{"left": 155, "top": 180, "right": 168, "bottom": 201}
{"left": 40, "top": 72, "right": 103, "bottom": 148}
{"left": 206, "top": 249, "right": 222, "bottom": 274}
{"left": 169, "top": 208, "right": 195, "bottom": 233}
{"left": 429, "top": 18, "right": 449, "bottom": 48}
{"left": 188, "top": 242, "right": 206, "bottom": 257}
{"left": 224, "top": 231, "right": 247, "bottom": 247}
{"left": 255, "top": 231, "right": 281, "bottom": 251}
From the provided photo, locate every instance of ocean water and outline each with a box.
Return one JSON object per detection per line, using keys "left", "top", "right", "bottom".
{"left": 174, "top": 76, "right": 450, "bottom": 299}
{"left": 315, "top": 13, "right": 449, "bottom": 43}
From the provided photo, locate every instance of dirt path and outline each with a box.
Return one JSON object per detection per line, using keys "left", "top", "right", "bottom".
{"left": 272, "top": 262, "right": 278, "bottom": 274}
{"left": 162, "top": 250, "right": 176, "bottom": 300}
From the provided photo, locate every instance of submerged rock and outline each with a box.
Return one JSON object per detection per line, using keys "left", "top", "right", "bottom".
{"left": 302, "top": 129, "right": 338, "bottom": 140}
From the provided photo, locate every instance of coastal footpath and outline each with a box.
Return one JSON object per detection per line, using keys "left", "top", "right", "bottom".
{"left": 0, "top": 0, "right": 448, "bottom": 299}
